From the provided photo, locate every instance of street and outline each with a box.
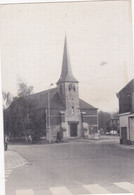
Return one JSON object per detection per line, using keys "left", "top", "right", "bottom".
{"left": 5, "top": 137, "right": 134, "bottom": 195}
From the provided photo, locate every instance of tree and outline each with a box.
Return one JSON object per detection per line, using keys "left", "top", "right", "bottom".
{"left": 17, "top": 79, "right": 34, "bottom": 141}
{"left": 3, "top": 91, "right": 13, "bottom": 137}
{"left": 3, "top": 79, "right": 34, "bottom": 141}
{"left": 111, "top": 111, "right": 119, "bottom": 119}
{"left": 98, "top": 110, "right": 111, "bottom": 133}
{"left": 5, "top": 96, "right": 35, "bottom": 140}
{"left": 4, "top": 79, "right": 46, "bottom": 142}
{"left": 2, "top": 91, "right": 13, "bottom": 109}
{"left": 17, "top": 79, "right": 33, "bottom": 97}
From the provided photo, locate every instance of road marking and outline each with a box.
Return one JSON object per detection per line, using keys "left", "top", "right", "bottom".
{"left": 12, "top": 182, "right": 134, "bottom": 195}
{"left": 5, "top": 173, "right": 11, "bottom": 176}
{"left": 83, "top": 184, "right": 110, "bottom": 194}
{"left": 114, "top": 182, "right": 134, "bottom": 192}
{"left": 16, "top": 189, "right": 34, "bottom": 195}
{"left": 49, "top": 186, "right": 72, "bottom": 195}
{"left": 5, "top": 169, "right": 12, "bottom": 182}
{"left": 5, "top": 170, "right": 12, "bottom": 173}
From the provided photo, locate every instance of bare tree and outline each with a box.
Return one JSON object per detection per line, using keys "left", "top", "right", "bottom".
{"left": 2, "top": 91, "right": 13, "bottom": 109}
{"left": 17, "top": 78, "right": 33, "bottom": 97}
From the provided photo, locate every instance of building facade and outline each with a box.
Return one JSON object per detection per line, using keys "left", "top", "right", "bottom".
{"left": 45, "top": 38, "right": 98, "bottom": 140}
{"left": 117, "top": 79, "right": 134, "bottom": 144}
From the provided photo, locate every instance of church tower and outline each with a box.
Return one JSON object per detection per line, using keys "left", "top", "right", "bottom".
{"left": 57, "top": 37, "right": 81, "bottom": 137}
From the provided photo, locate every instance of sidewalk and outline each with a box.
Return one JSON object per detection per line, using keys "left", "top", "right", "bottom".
{"left": 4, "top": 150, "right": 28, "bottom": 170}
{"left": 73, "top": 136, "right": 134, "bottom": 150}
{"left": 117, "top": 143, "right": 134, "bottom": 150}
{"left": 91, "top": 136, "right": 134, "bottom": 150}
{"left": 76, "top": 135, "right": 120, "bottom": 143}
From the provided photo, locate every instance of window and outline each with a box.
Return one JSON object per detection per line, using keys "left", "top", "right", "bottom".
{"left": 69, "top": 83, "right": 75, "bottom": 92}
{"left": 72, "top": 106, "right": 74, "bottom": 114}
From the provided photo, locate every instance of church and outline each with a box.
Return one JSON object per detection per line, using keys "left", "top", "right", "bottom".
{"left": 33, "top": 37, "right": 98, "bottom": 141}
{"left": 5, "top": 38, "right": 98, "bottom": 142}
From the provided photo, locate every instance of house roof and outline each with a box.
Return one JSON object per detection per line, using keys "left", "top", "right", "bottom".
{"left": 117, "top": 78, "right": 134, "bottom": 97}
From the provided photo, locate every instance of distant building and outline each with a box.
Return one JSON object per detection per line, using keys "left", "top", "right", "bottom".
{"left": 117, "top": 79, "right": 134, "bottom": 144}
{"left": 5, "top": 38, "right": 98, "bottom": 141}
{"left": 108, "top": 118, "right": 119, "bottom": 132}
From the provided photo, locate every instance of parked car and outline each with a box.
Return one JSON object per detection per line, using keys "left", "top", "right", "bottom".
{"left": 105, "top": 132, "right": 110, "bottom": 135}
{"left": 110, "top": 130, "right": 118, "bottom": 135}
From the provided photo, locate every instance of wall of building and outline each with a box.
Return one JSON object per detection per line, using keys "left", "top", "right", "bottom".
{"left": 118, "top": 80, "right": 133, "bottom": 114}
{"left": 132, "top": 92, "right": 134, "bottom": 112}
{"left": 64, "top": 112, "right": 82, "bottom": 138}
{"left": 51, "top": 82, "right": 98, "bottom": 139}
{"left": 129, "top": 117, "right": 134, "bottom": 143}
{"left": 47, "top": 109, "right": 61, "bottom": 126}
{"left": 119, "top": 114, "right": 129, "bottom": 140}
{"left": 57, "top": 82, "right": 81, "bottom": 138}
{"left": 119, "top": 114, "right": 134, "bottom": 144}
{"left": 82, "top": 109, "right": 98, "bottom": 134}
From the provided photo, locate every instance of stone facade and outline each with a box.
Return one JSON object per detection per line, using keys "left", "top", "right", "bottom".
{"left": 57, "top": 82, "right": 81, "bottom": 138}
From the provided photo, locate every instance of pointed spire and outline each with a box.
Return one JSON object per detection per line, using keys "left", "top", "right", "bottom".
{"left": 57, "top": 37, "right": 78, "bottom": 84}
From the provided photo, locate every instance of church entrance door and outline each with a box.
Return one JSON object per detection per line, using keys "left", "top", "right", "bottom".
{"left": 70, "top": 123, "right": 77, "bottom": 137}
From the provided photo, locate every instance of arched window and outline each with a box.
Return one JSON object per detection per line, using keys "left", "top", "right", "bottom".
{"left": 72, "top": 106, "right": 74, "bottom": 114}
{"left": 69, "top": 83, "right": 75, "bottom": 92}
{"left": 69, "top": 83, "right": 72, "bottom": 91}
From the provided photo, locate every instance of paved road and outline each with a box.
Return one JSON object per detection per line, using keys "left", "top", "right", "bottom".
{"left": 5, "top": 137, "right": 134, "bottom": 195}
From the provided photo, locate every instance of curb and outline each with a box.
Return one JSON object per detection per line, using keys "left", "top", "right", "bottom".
{"left": 115, "top": 144, "right": 134, "bottom": 150}
{"left": 5, "top": 150, "right": 29, "bottom": 170}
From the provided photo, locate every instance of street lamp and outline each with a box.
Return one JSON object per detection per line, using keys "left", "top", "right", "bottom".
{"left": 48, "top": 83, "right": 53, "bottom": 143}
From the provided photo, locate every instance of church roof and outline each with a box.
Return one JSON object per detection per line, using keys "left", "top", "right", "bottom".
{"left": 29, "top": 88, "right": 65, "bottom": 110}
{"left": 24, "top": 87, "right": 97, "bottom": 110}
{"left": 8, "top": 87, "right": 97, "bottom": 111}
{"left": 57, "top": 37, "right": 78, "bottom": 84}
{"left": 79, "top": 98, "right": 97, "bottom": 110}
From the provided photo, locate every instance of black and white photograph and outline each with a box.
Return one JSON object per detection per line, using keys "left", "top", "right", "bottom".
{"left": 0, "top": 0, "right": 134, "bottom": 195}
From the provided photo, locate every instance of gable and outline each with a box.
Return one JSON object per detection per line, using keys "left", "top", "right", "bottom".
{"left": 79, "top": 98, "right": 97, "bottom": 110}
{"left": 117, "top": 79, "right": 134, "bottom": 96}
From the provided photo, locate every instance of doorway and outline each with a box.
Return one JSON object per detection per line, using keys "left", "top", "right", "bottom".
{"left": 70, "top": 123, "right": 77, "bottom": 137}
{"left": 121, "top": 127, "right": 127, "bottom": 144}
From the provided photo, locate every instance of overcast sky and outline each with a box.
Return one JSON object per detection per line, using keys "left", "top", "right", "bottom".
{"left": 0, "top": 0, "right": 134, "bottom": 112}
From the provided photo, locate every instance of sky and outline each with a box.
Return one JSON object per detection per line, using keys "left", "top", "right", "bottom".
{"left": 0, "top": 0, "right": 134, "bottom": 112}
